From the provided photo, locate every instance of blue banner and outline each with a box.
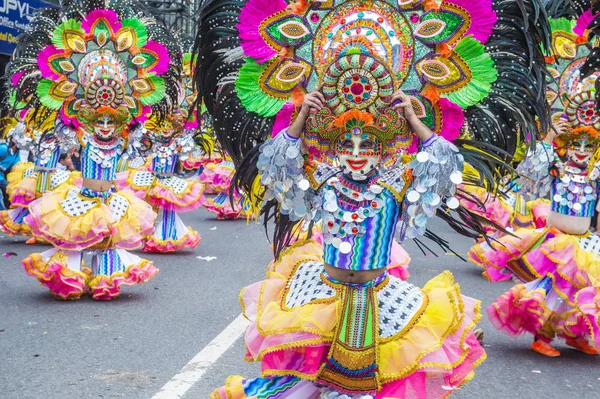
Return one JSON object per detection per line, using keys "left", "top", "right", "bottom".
{"left": 0, "top": 0, "right": 56, "bottom": 55}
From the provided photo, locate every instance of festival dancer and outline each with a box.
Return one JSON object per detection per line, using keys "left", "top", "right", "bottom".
{"left": 123, "top": 112, "right": 205, "bottom": 253}
{"left": 0, "top": 111, "right": 80, "bottom": 242}
{"left": 472, "top": 6, "right": 600, "bottom": 357}
{"left": 196, "top": 0, "right": 551, "bottom": 397}
{"left": 117, "top": 40, "right": 205, "bottom": 253}
{"left": 9, "top": 0, "right": 181, "bottom": 300}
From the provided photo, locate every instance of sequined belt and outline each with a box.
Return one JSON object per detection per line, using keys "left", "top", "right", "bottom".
{"left": 80, "top": 186, "right": 113, "bottom": 200}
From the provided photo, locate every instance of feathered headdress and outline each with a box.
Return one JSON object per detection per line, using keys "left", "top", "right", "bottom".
{"left": 546, "top": 1, "right": 600, "bottom": 137}
{"left": 195, "top": 0, "right": 552, "bottom": 256}
{"left": 7, "top": 0, "right": 180, "bottom": 136}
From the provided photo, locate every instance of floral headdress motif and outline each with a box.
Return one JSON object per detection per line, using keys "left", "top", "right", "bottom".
{"left": 234, "top": 0, "right": 503, "bottom": 163}
{"left": 546, "top": 8, "right": 600, "bottom": 146}
{"left": 34, "top": 9, "right": 172, "bottom": 133}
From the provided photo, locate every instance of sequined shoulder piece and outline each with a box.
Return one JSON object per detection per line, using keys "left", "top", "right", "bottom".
{"left": 377, "top": 167, "right": 411, "bottom": 202}
{"left": 305, "top": 162, "right": 339, "bottom": 191}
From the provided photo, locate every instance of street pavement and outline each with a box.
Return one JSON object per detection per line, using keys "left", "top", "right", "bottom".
{"left": 1, "top": 207, "right": 599, "bottom": 399}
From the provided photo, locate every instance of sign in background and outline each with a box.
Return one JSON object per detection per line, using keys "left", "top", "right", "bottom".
{"left": 0, "top": 0, "right": 56, "bottom": 55}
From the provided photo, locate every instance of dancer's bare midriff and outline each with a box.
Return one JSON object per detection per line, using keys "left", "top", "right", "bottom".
{"left": 324, "top": 263, "right": 387, "bottom": 284}
{"left": 83, "top": 178, "right": 113, "bottom": 193}
{"left": 547, "top": 211, "right": 591, "bottom": 235}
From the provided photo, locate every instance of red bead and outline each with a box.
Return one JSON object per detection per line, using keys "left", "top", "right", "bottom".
{"left": 352, "top": 213, "right": 358, "bottom": 220}
{"left": 352, "top": 227, "right": 359, "bottom": 234}
{"left": 328, "top": 221, "right": 334, "bottom": 227}
{"left": 352, "top": 192, "right": 359, "bottom": 197}
{"left": 372, "top": 201, "right": 378, "bottom": 208}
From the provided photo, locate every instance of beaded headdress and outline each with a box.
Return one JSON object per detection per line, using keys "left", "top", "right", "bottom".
{"left": 6, "top": 0, "right": 179, "bottom": 137}
{"left": 197, "top": 0, "right": 551, "bottom": 178}
{"left": 546, "top": 6, "right": 600, "bottom": 147}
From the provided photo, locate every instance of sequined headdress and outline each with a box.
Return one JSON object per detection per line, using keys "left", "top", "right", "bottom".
{"left": 545, "top": 3, "right": 600, "bottom": 147}
{"left": 6, "top": 0, "right": 180, "bottom": 136}
{"left": 196, "top": 0, "right": 551, "bottom": 183}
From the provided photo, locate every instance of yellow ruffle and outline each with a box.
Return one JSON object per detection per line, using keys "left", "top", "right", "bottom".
{"left": 28, "top": 189, "right": 155, "bottom": 250}
{"left": 6, "top": 162, "right": 35, "bottom": 193}
{"left": 249, "top": 241, "right": 483, "bottom": 384}
{"left": 0, "top": 210, "right": 31, "bottom": 236}
{"left": 109, "top": 190, "right": 156, "bottom": 249}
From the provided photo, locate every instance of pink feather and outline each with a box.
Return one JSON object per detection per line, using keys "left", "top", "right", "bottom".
{"left": 60, "top": 106, "right": 79, "bottom": 130}
{"left": 443, "top": 0, "right": 497, "bottom": 43}
{"left": 438, "top": 98, "right": 464, "bottom": 142}
{"left": 11, "top": 71, "right": 25, "bottom": 87}
{"left": 135, "top": 105, "right": 153, "bottom": 124}
{"left": 37, "top": 45, "right": 64, "bottom": 80}
{"left": 574, "top": 9, "right": 596, "bottom": 37}
{"left": 272, "top": 102, "right": 295, "bottom": 137}
{"left": 238, "top": 0, "right": 288, "bottom": 63}
{"left": 143, "top": 40, "right": 170, "bottom": 75}
{"left": 185, "top": 110, "right": 199, "bottom": 131}
{"left": 81, "top": 9, "right": 122, "bottom": 34}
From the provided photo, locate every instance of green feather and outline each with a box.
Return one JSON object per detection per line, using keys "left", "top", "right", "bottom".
{"left": 549, "top": 18, "right": 576, "bottom": 35}
{"left": 121, "top": 19, "right": 148, "bottom": 47}
{"left": 235, "top": 58, "right": 287, "bottom": 117}
{"left": 51, "top": 19, "right": 83, "bottom": 50}
{"left": 445, "top": 36, "right": 497, "bottom": 108}
{"left": 137, "top": 75, "right": 166, "bottom": 105}
{"left": 36, "top": 79, "right": 64, "bottom": 110}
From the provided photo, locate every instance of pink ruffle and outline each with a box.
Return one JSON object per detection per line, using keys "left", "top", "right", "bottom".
{"left": 555, "top": 287, "right": 600, "bottom": 346}
{"left": 142, "top": 229, "right": 201, "bottom": 253}
{"left": 146, "top": 179, "right": 205, "bottom": 212}
{"left": 487, "top": 285, "right": 549, "bottom": 338}
{"left": 531, "top": 201, "right": 550, "bottom": 228}
{"left": 521, "top": 234, "right": 594, "bottom": 304}
{"left": 22, "top": 252, "right": 87, "bottom": 300}
{"left": 468, "top": 228, "right": 543, "bottom": 282}
{"left": 460, "top": 191, "right": 511, "bottom": 235}
{"left": 375, "top": 333, "right": 484, "bottom": 399}
{"left": 199, "top": 165, "right": 234, "bottom": 194}
{"left": 114, "top": 171, "right": 152, "bottom": 199}
{"left": 89, "top": 262, "right": 159, "bottom": 301}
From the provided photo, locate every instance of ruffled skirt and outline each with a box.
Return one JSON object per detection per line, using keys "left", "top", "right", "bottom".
{"left": 25, "top": 187, "right": 156, "bottom": 251}
{"left": 23, "top": 247, "right": 158, "bottom": 300}
{"left": 204, "top": 191, "right": 251, "bottom": 220}
{"left": 199, "top": 161, "right": 234, "bottom": 194}
{"left": 211, "top": 241, "right": 485, "bottom": 399}
{"left": 1, "top": 164, "right": 80, "bottom": 235}
{"left": 143, "top": 210, "right": 201, "bottom": 253}
{"left": 460, "top": 186, "right": 549, "bottom": 239}
{"left": 474, "top": 227, "right": 600, "bottom": 344}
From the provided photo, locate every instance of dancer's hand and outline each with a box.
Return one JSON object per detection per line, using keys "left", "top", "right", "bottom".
{"left": 391, "top": 89, "right": 433, "bottom": 142}
{"left": 391, "top": 90, "right": 417, "bottom": 122}
{"left": 288, "top": 87, "right": 325, "bottom": 138}
{"left": 546, "top": 119, "right": 570, "bottom": 145}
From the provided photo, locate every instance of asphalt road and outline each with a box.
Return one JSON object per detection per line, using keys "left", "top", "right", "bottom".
{"left": 1, "top": 208, "right": 599, "bottom": 399}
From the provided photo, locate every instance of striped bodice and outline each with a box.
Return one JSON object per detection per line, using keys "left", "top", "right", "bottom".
{"left": 34, "top": 144, "right": 60, "bottom": 169}
{"left": 550, "top": 171, "right": 598, "bottom": 217}
{"left": 81, "top": 140, "right": 123, "bottom": 181}
{"left": 151, "top": 152, "right": 178, "bottom": 175}
{"left": 322, "top": 180, "right": 400, "bottom": 271}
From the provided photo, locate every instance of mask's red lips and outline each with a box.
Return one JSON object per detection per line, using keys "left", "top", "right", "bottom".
{"left": 575, "top": 153, "right": 589, "bottom": 161}
{"left": 347, "top": 159, "right": 367, "bottom": 170}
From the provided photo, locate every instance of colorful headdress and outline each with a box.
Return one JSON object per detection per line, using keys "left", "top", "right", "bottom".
{"left": 7, "top": 0, "right": 180, "bottom": 135}
{"left": 196, "top": 0, "right": 551, "bottom": 183}
{"left": 546, "top": 3, "right": 600, "bottom": 137}
{"left": 180, "top": 38, "right": 200, "bottom": 132}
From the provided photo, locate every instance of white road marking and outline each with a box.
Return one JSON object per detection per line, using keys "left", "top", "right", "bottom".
{"left": 152, "top": 313, "right": 250, "bottom": 399}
